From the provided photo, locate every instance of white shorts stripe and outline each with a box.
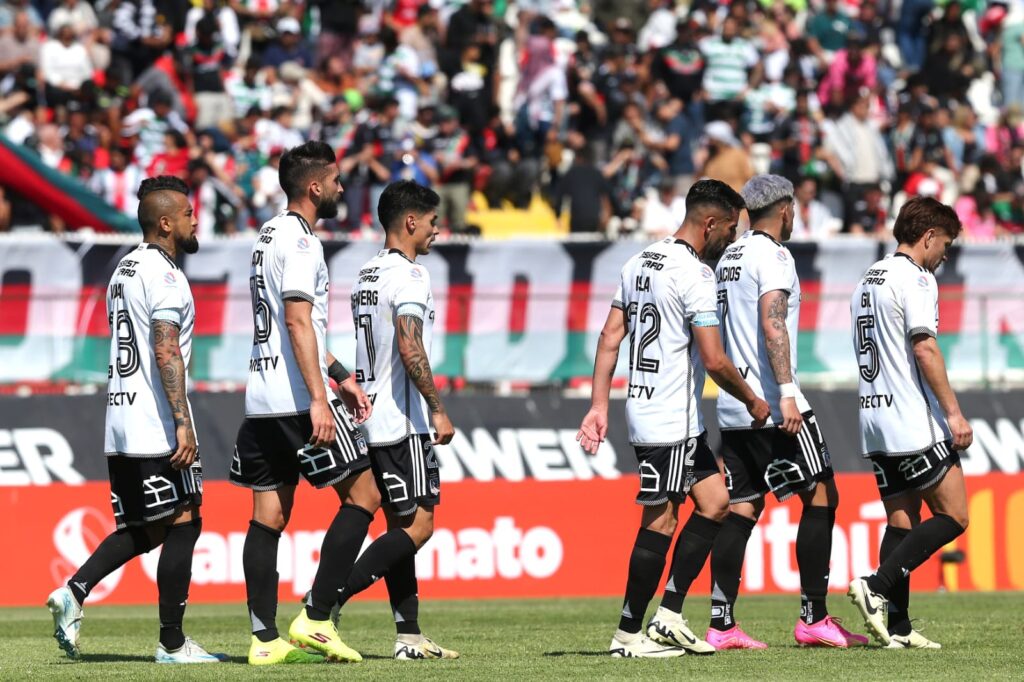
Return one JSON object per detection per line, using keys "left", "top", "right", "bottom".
{"left": 411, "top": 438, "right": 423, "bottom": 497}
{"left": 798, "top": 426, "right": 819, "bottom": 475}
{"left": 329, "top": 404, "right": 358, "bottom": 463}
{"left": 669, "top": 444, "right": 680, "bottom": 493}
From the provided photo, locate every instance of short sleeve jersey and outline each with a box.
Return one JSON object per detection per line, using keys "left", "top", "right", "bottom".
{"left": 614, "top": 238, "right": 718, "bottom": 445}
{"left": 351, "top": 249, "right": 435, "bottom": 446}
{"left": 245, "top": 211, "right": 331, "bottom": 417}
{"left": 716, "top": 230, "right": 810, "bottom": 429}
{"left": 104, "top": 244, "right": 196, "bottom": 457}
{"left": 850, "top": 253, "right": 951, "bottom": 456}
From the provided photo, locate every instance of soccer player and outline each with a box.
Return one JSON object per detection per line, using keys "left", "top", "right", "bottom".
{"left": 46, "top": 176, "right": 224, "bottom": 663}
{"left": 709, "top": 175, "right": 867, "bottom": 649}
{"left": 847, "top": 197, "right": 972, "bottom": 648}
{"left": 231, "top": 141, "right": 377, "bottom": 665}
{"left": 335, "top": 179, "right": 459, "bottom": 660}
{"left": 577, "top": 179, "right": 771, "bottom": 658}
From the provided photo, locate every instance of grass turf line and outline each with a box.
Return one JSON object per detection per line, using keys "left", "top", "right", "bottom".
{"left": 3, "top": 593, "right": 1023, "bottom": 680}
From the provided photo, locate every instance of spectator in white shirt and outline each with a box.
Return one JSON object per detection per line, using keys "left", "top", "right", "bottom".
{"left": 641, "top": 178, "right": 687, "bottom": 240}
{"left": 40, "top": 24, "right": 94, "bottom": 110}
{"left": 47, "top": 0, "right": 109, "bottom": 71}
{"left": 791, "top": 176, "right": 840, "bottom": 239}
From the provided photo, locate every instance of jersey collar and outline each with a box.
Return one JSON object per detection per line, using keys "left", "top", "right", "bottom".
{"left": 386, "top": 248, "right": 415, "bottom": 263}
{"left": 141, "top": 242, "right": 179, "bottom": 269}
{"left": 286, "top": 211, "right": 313, "bottom": 234}
{"left": 893, "top": 251, "right": 926, "bottom": 271}
{"left": 673, "top": 238, "right": 699, "bottom": 259}
{"left": 751, "top": 229, "right": 783, "bottom": 247}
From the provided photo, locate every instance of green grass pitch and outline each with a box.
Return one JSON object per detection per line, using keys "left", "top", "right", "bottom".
{"left": 3, "top": 593, "right": 1023, "bottom": 680}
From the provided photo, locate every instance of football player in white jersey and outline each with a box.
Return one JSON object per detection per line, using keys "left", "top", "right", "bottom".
{"left": 577, "top": 180, "right": 770, "bottom": 658}
{"left": 333, "top": 180, "right": 459, "bottom": 660}
{"left": 46, "top": 177, "right": 224, "bottom": 664}
{"left": 231, "top": 141, "right": 378, "bottom": 665}
{"left": 709, "top": 175, "right": 866, "bottom": 650}
{"left": 847, "top": 197, "right": 972, "bottom": 648}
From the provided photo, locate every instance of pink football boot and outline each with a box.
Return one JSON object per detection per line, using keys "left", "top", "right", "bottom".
{"left": 794, "top": 616, "right": 869, "bottom": 648}
{"left": 705, "top": 625, "right": 768, "bottom": 650}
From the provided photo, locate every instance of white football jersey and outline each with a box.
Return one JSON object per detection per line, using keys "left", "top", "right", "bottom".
{"left": 851, "top": 253, "right": 951, "bottom": 456}
{"left": 104, "top": 244, "right": 196, "bottom": 457}
{"left": 614, "top": 238, "right": 719, "bottom": 445}
{"left": 352, "top": 249, "right": 435, "bottom": 446}
{"left": 715, "top": 230, "right": 810, "bottom": 429}
{"left": 245, "top": 211, "right": 331, "bottom": 417}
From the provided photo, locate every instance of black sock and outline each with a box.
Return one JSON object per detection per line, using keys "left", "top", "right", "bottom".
{"left": 68, "top": 526, "right": 159, "bottom": 605}
{"left": 880, "top": 525, "right": 912, "bottom": 636}
{"left": 157, "top": 519, "right": 202, "bottom": 650}
{"left": 797, "top": 506, "right": 835, "bottom": 624}
{"left": 385, "top": 554, "right": 420, "bottom": 635}
{"left": 866, "top": 514, "right": 964, "bottom": 597}
{"left": 305, "top": 505, "right": 374, "bottom": 621}
{"left": 243, "top": 520, "right": 281, "bottom": 642}
{"left": 337, "top": 529, "right": 417, "bottom": 609}
{"left": 710, "top": 512, "right": 756, "bottom": 631}
{"left": 618, "top": 528, "right": 671, "bottom": 634}
{"left": 661, "top": 514, "right": 721, "bottom": 613}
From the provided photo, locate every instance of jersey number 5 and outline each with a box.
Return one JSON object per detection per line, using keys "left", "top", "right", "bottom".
{"left": 856, "top": 315, "right": 879, "bottom": 382}
{"left": 250, "top": 275, "right": 272, "bottom": 344}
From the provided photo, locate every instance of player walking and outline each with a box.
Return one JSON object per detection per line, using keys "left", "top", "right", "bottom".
{"left": 577, "top": 179, "right": 770, "bottom": 658}
{"left": 847, "top": 197, "right": 971, "bottom": 648}
{"left": 329, "top": 180, "right": 459, "bottom": 660}
{"left": 231, "top": 141, "right": 377, "bottom": 665}
{"left": 46, "top": 177, "right": 224, "bottom": 663}
{"left": 709, "top": 175, "right": 867, "bottom": 649}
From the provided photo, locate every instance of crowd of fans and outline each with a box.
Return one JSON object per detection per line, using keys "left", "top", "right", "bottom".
{"left": 1, "top": 0, "right": 1024, "bottom": 241}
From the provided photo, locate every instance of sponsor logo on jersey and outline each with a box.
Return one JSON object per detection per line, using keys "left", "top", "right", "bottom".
{"left": 163, "top": 271, "right": 176, "bottom": 285}
{"left": 776, "top": 249, "right": 788, "bottom": 262}
{"left": 917, "top": 275, "right": 929, "bottom": 288}
{"left": 701, "top": 266, "right": 714, "bottom": 280}
{"left": 297, "top": 237, "right": 309, "bottom": 250}
{"left": 410, "top": 267, "right": 423, "bottom": 279}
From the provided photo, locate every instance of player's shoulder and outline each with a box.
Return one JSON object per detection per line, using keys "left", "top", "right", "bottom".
{"left": 262, "top": 211, "right": 316, "bottom": 239}
{"left": 884, "top": 253, "right": 934, "bottom": 285}
{"left": 133, "top": 243, "right": 182, "bottom": 280}
{"left": 377, "top": 249, "right": 430, "bottom": 284}
{"left": 746, "top": 229, "right": 793, "bottom": 264}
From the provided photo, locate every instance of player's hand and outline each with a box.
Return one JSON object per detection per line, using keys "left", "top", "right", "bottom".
{"left": 779, "top": 397, "right": 803, "bottom": 436}
{"left": 948, "top": 413, "right": 973, "bottom": 451}
{"left": 170, "top": 423, "right": 198, "bottom": 470}
{"left": 746, "top": 397, "right": 770, "bottom": 429}
{"left": 431, "top": 410, "right": 454, "bottom": 445}
{"left": 308, "top": 397, "right": 336, "bottom": 448}
{"left": 576, "top": 408, "right": 608, "bottom": 455}
{"left": 339, "top": 376, "right": 373, "bottom": 424}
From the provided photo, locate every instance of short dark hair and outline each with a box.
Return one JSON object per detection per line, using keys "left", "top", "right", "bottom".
{"left": 377, "top": 180, "right": 440, "bottom": 232}
{"left": 893, "top": 196, "right": 962, "bottom": 244}
{"left": 278, "top": 140, "right": 336, "bottom": 201}
{"left": 685, "top": 179, "right": 746, "bottom": 216}
{"left": 137, "top": 175, "right": 189, "bottom": 235}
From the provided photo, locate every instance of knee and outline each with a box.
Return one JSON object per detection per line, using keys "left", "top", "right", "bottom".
{"left": 702, "top": 490, "right": 731, "bottom": 523}
{"left": 645, "top": 514, "right": 677, "bottom": 536}
{"left": 344, "top": 478, "right": 381, "bottom": 514}
{"left": 947, "top": 511, "right": 969, "bottom": 532}
{"left": 408, "top": 514, "right": 434, "bottom": 548}
{"left": 254, "top": 509, "right": 289, "bottom": 533}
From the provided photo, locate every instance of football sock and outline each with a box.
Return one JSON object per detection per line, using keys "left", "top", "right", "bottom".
{"left": 305, "top": 505, "right": 374, "bottom": 621}
{"left": 660, "top": 513, "right": 721, "bottom": 613}
{"left": 337, "top": 529, "right": 417, "bottom": 609}
{"left": 157, "top": 519, "right": 202, "bottom": 650}
{"left": 879, "top": 525, "right": 913, "bottom": 636}
{"left": 866, "top": 514, "right": 964, "bottom": 597}
{"left": 796, "top": 505, "right": 835, "bottom": 624}
{"left": 68, "top": 526, "right": 160, "bottom": 605}
{"left": 709, "top": 512, "right": 756, "bottom": 631}
{"left": 618, "top": 528, "right": 671, "bottom": 634}
{"left": 385, "top": 554, "right": 421, "bottom": 635}
{"left": 243, "top": 520, "right": 282, "bottom": 642}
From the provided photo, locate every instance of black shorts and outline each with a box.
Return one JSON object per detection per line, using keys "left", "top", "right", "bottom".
{"left": 633, "top": 433, "right": 720, "bottom": 506}
{"left": 231, "top": 398, "right": 370, "bottom": 491}
{"left": 370, "top": 435, "right": 440, "bottom": 517}
{"left": 107, "top": 455, "right": 203, "bottom": 529}
{"left": 870, "top": 441, "right": 960, "bottom": 501}
{"left": 722, "top": 411, "right": 834, "bottom": 503}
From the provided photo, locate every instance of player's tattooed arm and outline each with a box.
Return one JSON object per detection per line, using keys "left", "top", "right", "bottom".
{"left": 760, "top": 290, "right": 793, "bottom": 384}
{"left": 152, "top": 320, "right": 191, "bottom": 427}
{"left": 396, "top": 314, "right": 443, "bottom": 414}
{"left": 153, "top": 319, "right": 198, "bottom": 468}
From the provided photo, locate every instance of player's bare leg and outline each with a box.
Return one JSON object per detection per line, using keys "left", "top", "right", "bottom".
{"left": 706, "top": 497, "right": 767, "bottom": 649}
{"left": 648, "top": 476, "right": 726, "bottom": 655}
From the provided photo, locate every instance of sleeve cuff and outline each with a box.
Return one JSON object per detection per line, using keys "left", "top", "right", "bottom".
{"left": 282, "top": 290, "right": 315, "bottom": 304}
{"left": 151, "top": 309, "right": 183, "bottom": 326}
{"left": 908, "top": 326, "right": 937, "bottom": 339}
{"left": 611, "top": 300, "right": 624, "bottom": 310}
{"left": 396, "top": 302, "right": 427, "bottom": 319}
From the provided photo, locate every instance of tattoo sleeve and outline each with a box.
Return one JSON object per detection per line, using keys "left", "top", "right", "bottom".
{"left": 762, "top": 290, "right": 793, "bottom": 384}
{"left": 396, "top": 314, "right": 443, "bottom": 414}
{"left": 152, "top": 320, "right": 191, "bottom": 427}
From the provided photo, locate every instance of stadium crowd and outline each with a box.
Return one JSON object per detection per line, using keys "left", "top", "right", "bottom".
{"left": 1, "top": 0, "right": 1023, "bottom": 240}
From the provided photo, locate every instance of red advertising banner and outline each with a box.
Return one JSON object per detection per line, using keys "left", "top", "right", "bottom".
{"left": 2, "top": 474, "right": 1021, "bottom": 607}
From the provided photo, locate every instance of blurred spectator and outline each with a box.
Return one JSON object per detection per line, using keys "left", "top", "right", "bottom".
{"left": 1001, "top": 3, "right": 1024, "bottom": 110}
{"left": 443, "top": 0, "right": 496, "bottom": 80}
{"left": 431, "top": 106, "right": 477, "bottom": 233}
{"left": 554, "top": 143, "right": 612, "bottom": 233}
{"left": 185, "top": 0, "right": 240, "bottom": 59}
{"left": 807, "top": 0, "right": 850, "bottom": 54}
{"left": 310, "top": 0, "right": 361, "bottom": 70}
{"left": 40, "top": 24, "right": 94, "bottom": 110}
{"left": 848, "top": 183, "right": 888, "bottom": 236}
{"left": 699, "top": 16, "right": 759, "bottom": 123}
{"left": 0, "top": 11, "right": 40, "bottom": 83}
{"left": 0, "top": 0, "right": 41, "bottom": 32}
{"left": 251, "top": 147, "right": 286, "bottom": 224}
{"left": 262, "top": 17, "right": 313, "bottom": 69}
{"left": 48, "top": 0, "right": 109, "bottom": 71}
{"left": 652, "top": 20, "right": 704, "bottom": 104}
{"left": 187, "top": 15, "right": 234, "bottom": 131}
{"left": 898, "top": 0, "right": 935, "bottom": 71}
{"left": 701, "top": 120, "right": 754, "bottom": 193}
{"left": 792, "top": 176, "right": 839, "bottom": 239}
{"left": 640, "top": 177, "right": 686, "bottom": 240}
{"left": 514, "top": 35, "right": 567, "bottom": 159}
{"left": 91, "top": 146, "right": 143, "bottom": 217}
{"left": 817, "top": 34, "right": 876, "bottom": 112}
{"left": 121, "top": 90, "right": 190, "bottom": 168}
{"left": 110, "top": 0, "right": 180, "bottom": 82}
{"left": 825, "top": 94, "right": 894, "bottom": 221}
{"left": 226, "top": 58, "right": 272, "bottom": 118}
{"left": 340, "top": 97, "right": 399, "bottom": 230}
{"left": 955, "top": 189, "right": 1003, "bottom": 240}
